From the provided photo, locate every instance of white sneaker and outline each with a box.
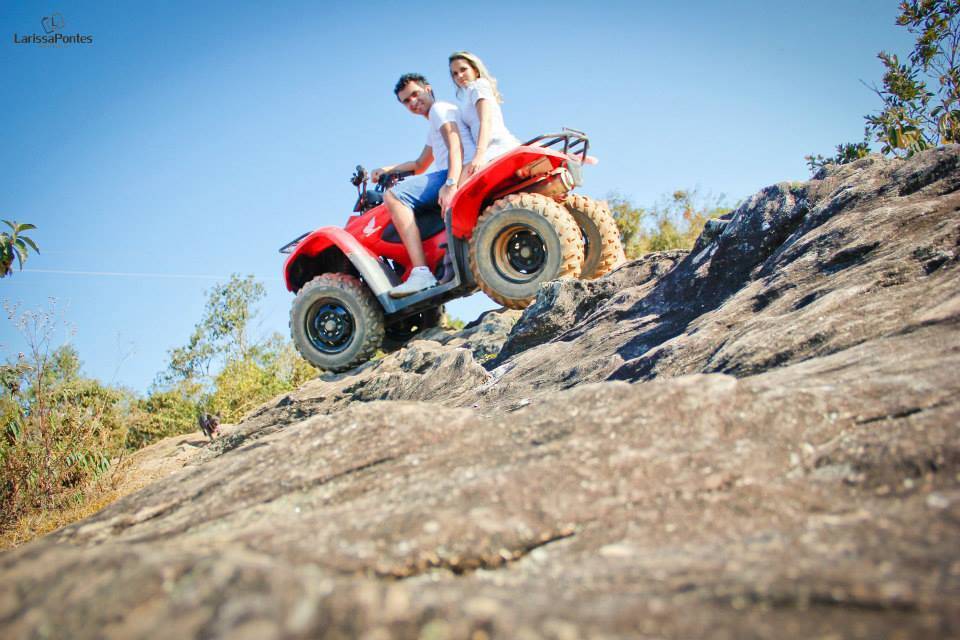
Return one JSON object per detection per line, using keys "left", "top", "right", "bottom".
{"left": 389, "top": 266, "right": 438, "bottom": 298}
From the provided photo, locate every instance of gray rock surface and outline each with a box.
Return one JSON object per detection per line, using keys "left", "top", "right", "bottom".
{"left": 2, "top": 148, "right": 959, "bottom": 639}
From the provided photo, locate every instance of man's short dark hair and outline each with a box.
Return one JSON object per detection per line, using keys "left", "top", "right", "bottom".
{"left": 394, "top": 73, "right": 429, "bottom": 99}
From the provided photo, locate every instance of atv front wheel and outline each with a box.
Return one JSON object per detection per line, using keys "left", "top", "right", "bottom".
{"left": 290, "top": 274, "right": 384, "bottom": 372}
{"left": 469, "top": 192, "right": 584, "bottom": 309}
{"left": 563, "top": 194, "right": 626, "bottom": 279}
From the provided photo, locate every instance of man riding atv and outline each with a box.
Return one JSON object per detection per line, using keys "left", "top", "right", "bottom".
{"left": 373, "top": 72, "right": 476, "bottom": 298}
{"left": 280, "top": 80, "right": 625, "bottom": 372}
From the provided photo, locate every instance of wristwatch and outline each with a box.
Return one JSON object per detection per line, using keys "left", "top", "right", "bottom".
{"left": 444, "top": 178, "right": 456, "bottom": 187}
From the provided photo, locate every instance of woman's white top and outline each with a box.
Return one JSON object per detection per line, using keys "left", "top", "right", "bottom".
{"left": 459, "top": 77, "right": 520, "bottom": 161}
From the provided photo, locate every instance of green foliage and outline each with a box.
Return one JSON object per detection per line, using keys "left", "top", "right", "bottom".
{"left": 160, "top": 274, "right": 266, "bottom": 384}
{"left": 206, "top": 335, "right": 315, "bottom": 423}
{"left": 124, "top": 381, "right": 201, "bottom": 450}
{"left": 1, "top": 277, "right": 318, "bottom": 539}
{"left": 607, "top": 196, "right": 645, "bottom": 252}
{"left": 1, "top": 305, "right": 129, "bottom": 530}
{"left": 441, "top": 313, "right": 465, "bottom": 331}
{"left": 867, "top": 1, "right": 960, "bottom": 155}
{"left": 808, "top": 1, "right": 960, "bottom": 170}
{"left": 805, "top": 142, "right": 872, "bottom": 173}
{"left": 0, "top": 220, "right": 39, "bottom": 278}
{"left": 142, "top": 274, "right": 315, "bottom": 442}
{"left": 609, "top": 189, "right": 732, "bottom": 260}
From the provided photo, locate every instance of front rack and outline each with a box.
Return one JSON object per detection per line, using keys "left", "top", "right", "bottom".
{"left": 279, "top": 232, "right": 310, "bottom": 254}
{"left": 523, "top": 128, "right": 590, "bottom": 163}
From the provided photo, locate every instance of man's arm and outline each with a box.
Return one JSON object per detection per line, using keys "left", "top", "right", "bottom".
{"left": 372, "top": 146, "right": 433, "bottom": 182}
{"left": 438, "top": 122, "right": 462, "bottom": 210}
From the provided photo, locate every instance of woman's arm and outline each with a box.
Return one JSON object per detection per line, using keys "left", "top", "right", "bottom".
{"left": 461, "top": 96, "right": 494, "bottom": 183}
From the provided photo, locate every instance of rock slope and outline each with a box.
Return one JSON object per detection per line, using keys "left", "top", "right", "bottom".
{"left": 2, "top": 149, "right": 959, "bottom": 639}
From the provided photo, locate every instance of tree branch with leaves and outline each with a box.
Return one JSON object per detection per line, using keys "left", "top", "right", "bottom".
{"left": 807, "top": 0, "right": 960, "bottom": 171}
{"left": 0, "top": 221, "right": 39, "bottom": 278}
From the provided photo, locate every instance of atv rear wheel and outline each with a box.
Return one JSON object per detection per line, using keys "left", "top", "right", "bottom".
{"left": 382, "top": 305, "right": 445, "bottom": 352}
{"left": 290, "top": 273, "right": 384, "bottom": 372}
{"left": 563, "top": 194, "right": 626, "bottom": 279}
{"left": 469, "top": 192, "right": 584, "bottom": 309}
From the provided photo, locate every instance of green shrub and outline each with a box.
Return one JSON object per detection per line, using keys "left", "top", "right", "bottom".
{"left": 207, "top": 339, "right": 315, "bottom": 423}
{"left": 124, "top": 382, "right": 201, "bottom": 450}
{"left": 150, "top": 275, "right": 316, "bottom": 428}
{"left": 609, "top": 189, "right": 731, "bottom": 259}
{"left": 1, "top": 306, "right": 127, "bottom": 530}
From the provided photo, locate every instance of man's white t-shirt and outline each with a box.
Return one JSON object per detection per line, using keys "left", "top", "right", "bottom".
{"left": 426, "top": 101, "right": 476, "bottom": 172}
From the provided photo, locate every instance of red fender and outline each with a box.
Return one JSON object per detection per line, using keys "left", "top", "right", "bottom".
{"left": 448, "top": 145, "right": 572, "bottom": 240}
{"left": 283, "top": 227, "right": 395, "bottom": 296}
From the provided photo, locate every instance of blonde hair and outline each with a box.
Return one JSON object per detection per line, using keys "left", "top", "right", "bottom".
{"left": 448, "top": 51, "right": 503, "bottom": 104}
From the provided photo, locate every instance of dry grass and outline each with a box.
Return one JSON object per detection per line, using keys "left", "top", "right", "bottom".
{"left": 0, "top": 426, "right": 228, "bottom": 551}
{"left": 0, "top": 484, "right": 125, "bottom": 550}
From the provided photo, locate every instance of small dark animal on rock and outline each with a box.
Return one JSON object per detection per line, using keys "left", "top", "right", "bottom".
{"left": 197, "top": 413, "right": 221, "bottom": 440}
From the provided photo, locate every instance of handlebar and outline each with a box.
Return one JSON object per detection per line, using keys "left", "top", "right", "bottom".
{"left": 376, "top": 170, "right": 413, "bottom": 191}
{"left": 351, "top": 165, "right": 413, "bottom": 192}
{"left": 351, "top": 166, "right": 414, "bottom": 213}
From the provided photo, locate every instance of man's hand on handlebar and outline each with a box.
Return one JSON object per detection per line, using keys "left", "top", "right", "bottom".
{"left": 370, "top": 167, "right": 387, "bottom": 184}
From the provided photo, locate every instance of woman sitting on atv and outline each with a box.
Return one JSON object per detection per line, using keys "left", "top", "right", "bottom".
{"left": 448, "top": 51, "right": 520, "bottom": 184}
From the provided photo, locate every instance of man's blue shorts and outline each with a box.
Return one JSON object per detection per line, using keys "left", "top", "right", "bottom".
{"left": 389, "top": 169, "right": 448, "bottom": 211}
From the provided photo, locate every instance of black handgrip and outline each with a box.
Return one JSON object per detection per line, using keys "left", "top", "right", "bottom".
{"left": 350, "top": 165, "right": 368, "bottom": 187}
{"left": 376, "top": 171, "right": 413, "bottom": 191}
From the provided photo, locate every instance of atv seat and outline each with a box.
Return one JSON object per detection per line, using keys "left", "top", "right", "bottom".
{"left": 382, "top": 203, "right": 445, "bottom": 244}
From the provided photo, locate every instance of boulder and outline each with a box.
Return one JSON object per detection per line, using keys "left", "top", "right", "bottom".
{"left": 1, "top": 148, "right": 958, "bottom": 639}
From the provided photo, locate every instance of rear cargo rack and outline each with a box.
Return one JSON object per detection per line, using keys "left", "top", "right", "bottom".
{"left": 523, "top": 128, "right": 589, "bottom": 163}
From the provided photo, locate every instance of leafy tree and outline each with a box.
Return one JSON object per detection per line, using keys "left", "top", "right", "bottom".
{"left": 143, "top": 274, "right": 315, "bottom": 442}
{"left": 867, "top": 1, "right": 960, "bottom": 155}
{"left": 807, "top": 1, "right": 960, "bottom": 170}
{"left": 0, "top": 221, "right": 39, "bottom": 278}
{"left": 609, "top": 189, "right": 731, "bottom": 259}
{"left": 200, "top": 274, "right": 265, "bottom": 359}
{"left": 607, "top": 193, "right": 648, "bottom": 252}
{"left": 159, "top": 274, "right": 266, "bottom": 385}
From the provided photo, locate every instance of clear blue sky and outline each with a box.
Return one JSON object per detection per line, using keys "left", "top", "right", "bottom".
{"left": 0, "top": 0, "right": 913, "bottom": 393}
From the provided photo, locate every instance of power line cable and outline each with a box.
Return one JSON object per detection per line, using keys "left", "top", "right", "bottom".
{"left": 21, "top": 269, "right": 281, "bottom": 282}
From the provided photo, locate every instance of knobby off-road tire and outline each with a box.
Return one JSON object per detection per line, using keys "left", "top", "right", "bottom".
{"left": 564, "top": 194, "right": 627, "bottom": 279}
{"left": 469, "top": 192, "right": 584, "bottom": 309}
{"left": 290, "top": 273, "right": 384, "bottom": 372}
{"left": 381, "top": 305, "right": 445, "bottom": 353}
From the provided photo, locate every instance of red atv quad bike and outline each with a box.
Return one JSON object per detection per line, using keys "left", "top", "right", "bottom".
{"left": 279, "top": 129, "right": 625, "bottom": 372}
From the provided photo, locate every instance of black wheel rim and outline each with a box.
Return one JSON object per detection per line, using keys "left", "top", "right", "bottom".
{"left": 492, "top": 224, "right": 547, "bottom": 283}
{"left": 305, "top": 301, "right": 354, "bottom": 354}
